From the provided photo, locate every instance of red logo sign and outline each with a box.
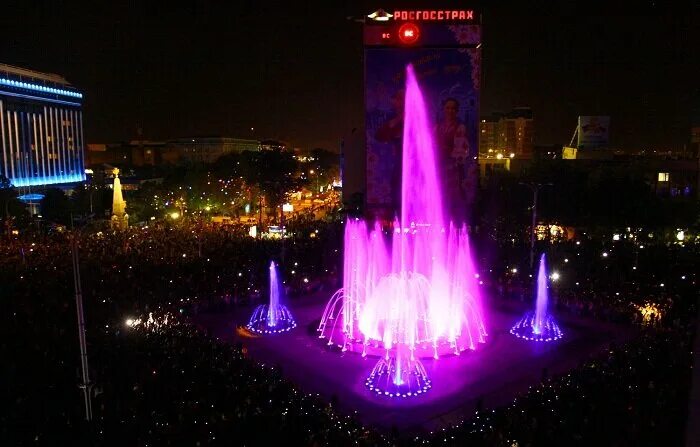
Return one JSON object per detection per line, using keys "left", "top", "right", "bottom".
{"left": 393, "top": 10, "right": 474, "bottom": 21}
{"left": 398, "top": 23, "right": 420, "bottom": 44}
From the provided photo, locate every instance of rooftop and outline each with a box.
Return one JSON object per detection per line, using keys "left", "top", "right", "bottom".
{"left": 0, "top": 63, "right": 71, "bottom": 86}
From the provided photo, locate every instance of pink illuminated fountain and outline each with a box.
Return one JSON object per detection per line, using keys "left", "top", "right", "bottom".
{"left": 318, "top": 65, "right": 487, "bottom": 398}
{"left": 510, "top": 254, "right": 563, "bottom": 342}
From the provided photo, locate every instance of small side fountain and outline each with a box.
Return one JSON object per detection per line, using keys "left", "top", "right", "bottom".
{"left": 510, "top": 254, "right": 563, "bottom": 342}
{"left": 247, "top": 261, "right": 297, "bottom": 334}
{"left": 365, "top": 346, "right": 432, "bottom": 398}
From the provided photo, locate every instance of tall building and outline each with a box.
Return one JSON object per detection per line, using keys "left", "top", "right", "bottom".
{"left": 480, "top": 108, "right": 534, "bottom": 158}
{"left": 363, "top": 8, "right": 481, "bottom": 222}
{"left": 497, "top": 107, "right": 534, "bottom": 157}
{"left": 479, "top": 113, "right": 501, "bottom": 154}
{"left": 0, "top": 63, "right": 85, "bottom": 187}
{"left": 691, "top": 126, "right": 700, "bottom": 159}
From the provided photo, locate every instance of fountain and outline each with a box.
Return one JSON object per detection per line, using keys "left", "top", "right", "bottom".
{"left": 318, "top": 65, "right": 487, "bottom": 397}
{"left": 247, "top": 261, "right": 297, "bottom": 334}
{"left": 510, "top": 254, "right": 563, "bottom": 342}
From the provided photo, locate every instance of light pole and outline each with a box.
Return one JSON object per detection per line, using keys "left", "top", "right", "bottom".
{"left": 71, "top": 234, "right": 93, "bottom": 421}
{"left": 520, "top": 182, "right": 553, "bottom": 269}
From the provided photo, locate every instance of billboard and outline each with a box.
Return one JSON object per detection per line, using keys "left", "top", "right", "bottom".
{"left": 577, "top": 116, "right": 610, "bottom": 149}
{"left": 364, "top": 15, "right": 481, "bottom": 224}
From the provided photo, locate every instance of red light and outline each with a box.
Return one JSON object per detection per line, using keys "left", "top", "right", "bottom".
{"left": 398, "top": 23, "right": 420, "bottom": 45}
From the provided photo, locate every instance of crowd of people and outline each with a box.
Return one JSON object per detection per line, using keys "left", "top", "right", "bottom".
{"left": 2, "top": 219, "right": 697, "bottom": 445}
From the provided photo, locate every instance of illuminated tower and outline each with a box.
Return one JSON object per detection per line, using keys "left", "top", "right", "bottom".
{"left": 363, "top": 8, "right": 482, "bottom": 223}
{"left": 110, "top": 168, "right": 128, "bottom": 229}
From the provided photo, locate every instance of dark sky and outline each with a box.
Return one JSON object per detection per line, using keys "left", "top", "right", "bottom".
{"left": 1, "top": 0, "right": 696, "bottom": 151}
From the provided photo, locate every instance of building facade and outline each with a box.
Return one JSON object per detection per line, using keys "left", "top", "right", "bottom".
{"left": 86, "top": 137, "right": 262, "bottom": 167}
{"left": 480, "top": 108, "right": 534, "bottom": 158}
{"left": 0, "top": 63, "right": 85, "bottom": 187}
{"left": 172, "top": 137, "right": 261, "bottom": 163}
{"left": 479, "top": 114, "right": 500, "bottom": 154}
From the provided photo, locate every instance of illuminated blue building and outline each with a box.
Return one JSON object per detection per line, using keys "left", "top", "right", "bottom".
{"left": 0, "top": 63, "right": 85, "bottom": 187}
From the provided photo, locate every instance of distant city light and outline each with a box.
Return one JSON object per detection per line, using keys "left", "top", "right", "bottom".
{"left": 612, "top": 234, "right": 620, "bottom": 241}
{"left": 602, "top": 252, "right": 609, "bottom": 257}
{"left": 550, "top": 272, "right": 560, "bottom": 281}
{"left": 125, "top": 318, "right": 134, "bottom": 327}
{"left": 511, "top": 267, "right": 518, "bottom": 273}
{"left": 496, "top": 153, "right": 504, "bottom": 159}
{"left": 170, "top": 212, "right": 180, "bottom": 219}
{"left": 676, "top": 230, "right": 685, "bottom": 241}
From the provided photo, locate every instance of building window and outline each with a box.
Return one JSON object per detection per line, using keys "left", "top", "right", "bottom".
{"left": 658, "top": 172, "right": 670, "bottom": 182}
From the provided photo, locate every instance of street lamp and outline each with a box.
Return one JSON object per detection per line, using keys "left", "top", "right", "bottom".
{"left": 520, "top": 182, "right": 553, "bottom": 269}
{"left": 70, "top": 232, "right": 93, "bottom": 421}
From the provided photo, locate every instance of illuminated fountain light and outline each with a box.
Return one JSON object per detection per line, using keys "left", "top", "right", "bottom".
{"left": 510, "top": 254, "right": 563, "bottom": 342}
{"left": 319, "top": 65, "right": 487, "bottom": 398}
{"left": 510, "top": 312, "right": 563, "bottom": 342}
{"left": 365, "top": 349, "right": 432, "bottom": 398}
{"left": 247, "top": 261, "right": 296, "bottom": 334}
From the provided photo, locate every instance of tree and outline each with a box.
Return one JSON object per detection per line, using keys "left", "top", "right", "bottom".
{"left": 0, "top": 174, "right": 16, "bottom": 218}
{"left": 40, "top": 188, "right": 71, "bottom": 225}
{"left": 240, "top": 149, "right": 306, "bottom": 225}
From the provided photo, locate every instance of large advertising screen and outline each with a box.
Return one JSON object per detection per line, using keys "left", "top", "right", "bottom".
{"left": 365, "top": 20, "right": 481, "bottom": 224}
{"left": 577, "top": 116, "right": 610, "bottom": 149}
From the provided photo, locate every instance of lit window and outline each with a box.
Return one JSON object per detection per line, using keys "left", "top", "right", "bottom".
{"left": 657, "top": 172, "right": 669, "bottom": 182}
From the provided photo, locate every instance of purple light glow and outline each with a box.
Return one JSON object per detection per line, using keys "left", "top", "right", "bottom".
{"left": 247, "top": 261, "right": 297, "bottom": 334}
{"left": 510, "top": 254, "right": 563, "bottom": 342}
{"left": 319, "top": 65, "right": 487, "bottom": 397}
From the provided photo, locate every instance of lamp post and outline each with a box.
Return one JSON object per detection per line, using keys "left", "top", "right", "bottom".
{"left": 520, "top": 182, "right": 553, "bottom": 269}
{"left": 71, "top": 234, "right": 93, "bottom": 421}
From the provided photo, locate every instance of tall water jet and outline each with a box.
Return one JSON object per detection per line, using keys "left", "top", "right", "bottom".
{"left": 318, "top": 65, "right": 487, "bottom": 397}
{"left": 247, "top": 261, "right": 297, "bottom": 334}
{"left": 510, "top": 254, "right": 563, "bottom": 342}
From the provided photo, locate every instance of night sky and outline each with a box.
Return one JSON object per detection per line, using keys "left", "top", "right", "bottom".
{"left": 1, "top": 0, "right": 696, "bottom": 151}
